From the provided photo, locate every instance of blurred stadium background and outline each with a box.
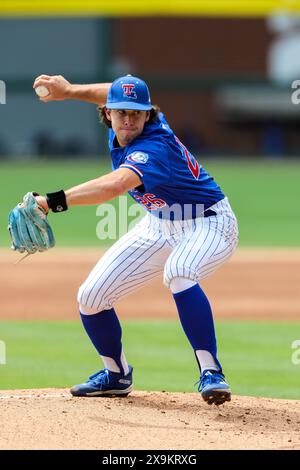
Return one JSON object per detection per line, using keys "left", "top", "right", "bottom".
{"left": 2, "top": 4, "right": 300, "bottom": 158}
{"left": 0, "top": 1, "right": 299, "bottom": 398}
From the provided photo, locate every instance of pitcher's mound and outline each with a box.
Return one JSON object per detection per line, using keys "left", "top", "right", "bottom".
{"left": 0, "top": 389, "right": 299, "bottom": 450}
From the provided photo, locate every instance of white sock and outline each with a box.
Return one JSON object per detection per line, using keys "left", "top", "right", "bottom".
{"left": 196, "top": 350, "right": 220, "bottom": 373}
{"left": 101, "top": 350, "right": 130, "bottom": 375}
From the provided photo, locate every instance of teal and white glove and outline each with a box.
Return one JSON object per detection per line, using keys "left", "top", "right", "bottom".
{"left": 8, "top": 192, "right": 55, "bottom": 254}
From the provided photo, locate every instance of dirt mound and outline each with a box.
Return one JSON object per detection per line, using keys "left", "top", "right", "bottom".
{"left": 0, "top": 388, "right": 299, "bottom": 450}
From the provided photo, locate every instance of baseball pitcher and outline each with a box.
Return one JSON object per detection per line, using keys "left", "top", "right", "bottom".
{"left": 9, "top": 74, "right": 238, "bottom": 406}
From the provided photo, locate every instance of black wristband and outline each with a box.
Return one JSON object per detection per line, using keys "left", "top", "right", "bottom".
{"left": 46, "top": 190, "right": 68, "bottom": 213}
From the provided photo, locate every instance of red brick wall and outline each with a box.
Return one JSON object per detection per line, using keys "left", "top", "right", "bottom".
{"left": 114, "top": 17, "right": 270, "bottom": 77}
{"left": 111, "top": 18, "right": 272, "bottom": 155}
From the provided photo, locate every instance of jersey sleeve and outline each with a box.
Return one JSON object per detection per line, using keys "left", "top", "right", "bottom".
{"left": 120, "top": 143, "right": 171, "bottom": 188}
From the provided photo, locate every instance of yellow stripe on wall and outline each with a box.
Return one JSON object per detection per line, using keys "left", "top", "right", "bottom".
{"left": 1, "top": 0, "right": 300, "bottom": 17}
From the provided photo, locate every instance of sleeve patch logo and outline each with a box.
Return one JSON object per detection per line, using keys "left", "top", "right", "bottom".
{"left": 127, "top": 152, "right": 149, "bottom": 164}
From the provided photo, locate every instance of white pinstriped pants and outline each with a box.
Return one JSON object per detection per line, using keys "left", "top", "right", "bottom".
{"left": 78, "top": 197, "right": 239, "bottom": 312}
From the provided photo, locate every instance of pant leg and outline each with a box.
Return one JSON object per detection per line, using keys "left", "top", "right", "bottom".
{"left": 164, "top": 197, "right": 239, "bottom": 287}
{"left": 78, "top": 214, "right": 171, "bottom": 312}
{"left": 162, "top": 197, "right": 238, "bottom": 374}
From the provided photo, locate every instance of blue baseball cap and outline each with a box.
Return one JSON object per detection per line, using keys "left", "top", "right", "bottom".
{"left": 105, "top": 74, "right": 153, "bottom": 111}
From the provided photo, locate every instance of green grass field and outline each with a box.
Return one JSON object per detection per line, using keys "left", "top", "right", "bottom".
{"left": 1, "top": 158, "right": 299, "bottom": 398}
{"left": 0, "top": 320, "right": 299, "bottom": 399}
{"left": 1, "top": 158, "right": 300, "bottom": 247}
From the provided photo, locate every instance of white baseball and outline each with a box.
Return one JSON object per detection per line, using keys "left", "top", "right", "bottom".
{"left": 35, "top": 86, "right": 50, "bottom": 98}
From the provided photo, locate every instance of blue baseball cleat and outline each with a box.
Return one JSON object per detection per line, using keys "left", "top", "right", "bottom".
{"left": 70, "top": 366, "right": 133, "bottom": 397}
{"left": 197, "top": 370, "right": 231, "bottom": 406}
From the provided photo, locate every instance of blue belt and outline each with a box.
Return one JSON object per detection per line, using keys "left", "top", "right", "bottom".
{"left": 204, "top": 209, "right": 217, "bottom": 217}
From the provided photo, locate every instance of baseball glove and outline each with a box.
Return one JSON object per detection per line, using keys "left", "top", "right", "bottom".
{"left": 8, "top": 192, "right": 55, "bottom": 254}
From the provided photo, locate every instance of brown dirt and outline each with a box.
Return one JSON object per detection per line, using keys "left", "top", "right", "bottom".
{"left": 0, "top": 389, "right": 299, "bottom": 450}
{"left": 1, "top": 247, "right": 300, "bottom": 450}
{"left": 1, "top": 247, "right": 300, "bottom": 321}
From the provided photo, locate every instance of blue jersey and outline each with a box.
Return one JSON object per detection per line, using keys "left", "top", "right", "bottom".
{"left": 109, "top": 113, "right": 224, "bottom": 219}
